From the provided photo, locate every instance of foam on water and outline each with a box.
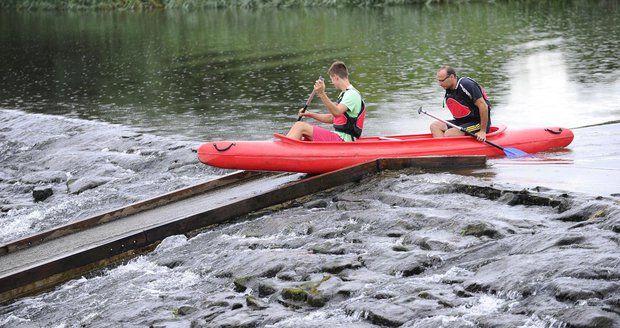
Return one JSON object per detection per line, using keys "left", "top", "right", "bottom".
{"left": 265, "top": 308, "right": 365, "bottom": 327}
{"left": 0, "top": 314, "right": 31, "bottom": 327}
{"left": 521, "top": 315, "right": 567, "bottom": 328}
{"left": 0, "top": 209, "right": 41, "bottom": 239}
{"left": 411, "top": 315, "right": 476, "bottom": 328}
{"left": 153, "top": 235, "right": 189, "bottom": 254}
{"left": 0, "top": 109, "right": 220, "bottom": 244}
{"left": 462, "top": 294, "right": 507, "bottom": 315}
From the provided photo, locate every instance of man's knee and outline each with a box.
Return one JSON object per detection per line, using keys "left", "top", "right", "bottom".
{"left": 430, "top": 121, "right": 445, "bottom": 131}
{"left": 290, "top": 121, "right": 306, "bottom": 132}
{"left": 444, "top": 128, "right": 465, "bottom": 137}
{"left": 290, "top": 122, "right": 313, "bottom": 136}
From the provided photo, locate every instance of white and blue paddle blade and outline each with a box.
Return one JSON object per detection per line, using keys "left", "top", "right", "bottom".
{"left": 503, "top": 147, "right": 532, "bottom": 158}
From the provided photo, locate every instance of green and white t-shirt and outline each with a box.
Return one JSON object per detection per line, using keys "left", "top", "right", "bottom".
{"left": 335, "top": 86, "right": 363, "bottom": 142}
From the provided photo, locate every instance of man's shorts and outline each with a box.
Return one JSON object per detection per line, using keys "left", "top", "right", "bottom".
{"left": 448, "top": 120, "right": 491, "bottom": 133}
{"left": 312, "top": 125, "right": 344, "bottom": 142}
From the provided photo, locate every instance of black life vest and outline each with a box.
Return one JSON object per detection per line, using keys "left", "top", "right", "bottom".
{"left": 333, "top": 88, "right": 366, "bottom": 140}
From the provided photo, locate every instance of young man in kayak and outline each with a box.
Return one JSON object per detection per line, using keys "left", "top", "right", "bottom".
{"left": 432, "top": 66, "right": 491, "bottom": 141}
{"left": 286, "top": 61, "right": 366, "bottom": 142}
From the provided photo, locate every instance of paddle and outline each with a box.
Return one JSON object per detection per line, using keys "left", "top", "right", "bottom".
{"left": 417, "top": 107, "right": 531, "bottom": 158}
{"left": 297, "top": 76, "right": 324, "bottom": 121}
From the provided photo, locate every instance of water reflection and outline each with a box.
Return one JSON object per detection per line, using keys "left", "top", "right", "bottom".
{"left": 504, "top": 50, "right": 575, "bottom": 128}
{"left": 0, "top": 1, "right": 618, "bottom": 140}
{"left": 493, "top": 158, "right": 574, "bottom": 165}
{"left": 503, "top": 46, "right": 620, "bottom": 128}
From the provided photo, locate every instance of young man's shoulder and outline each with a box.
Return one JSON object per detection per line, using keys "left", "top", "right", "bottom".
{"left": 346, "top": 85, "right": 362, "bottom": 94}
{"left": 343, "top": 87, "right": 362, "bottom": 100}
{"left": 340, "top": 87, "right": 362, "bottom": 114}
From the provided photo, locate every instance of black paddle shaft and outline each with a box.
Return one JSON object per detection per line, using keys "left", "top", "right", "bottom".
{"left": 297, "top": 76, "right": 324, "bottom": 121}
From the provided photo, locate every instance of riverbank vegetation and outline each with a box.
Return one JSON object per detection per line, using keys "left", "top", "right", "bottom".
{"left": 2, "top": 0, "right": 473, "bottom": 10}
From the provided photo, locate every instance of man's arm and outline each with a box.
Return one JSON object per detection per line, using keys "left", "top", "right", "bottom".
{"left": 314, "top": 79, "right": 348, "bottom": 117}
{"left": 317, "top": 92, "right": 347, "bottom": 117}
{"left": 299, "top": 111, "right": 334, "bottom": 124}
{"left": 460, "top": 79, "right": 488, "bottom": 140}
{"left": 474, "top": 97, "right": 489, "bottom": 141}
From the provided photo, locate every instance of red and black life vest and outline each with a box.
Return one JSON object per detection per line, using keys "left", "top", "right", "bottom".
{"left": 333, "top": 88, "right": 366, "bottom": 140}
{"left": 444, "top": 77, "right": 491, "bottom": 121}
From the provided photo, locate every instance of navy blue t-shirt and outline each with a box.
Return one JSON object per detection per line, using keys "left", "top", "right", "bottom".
{"left": 444, "top": 77, "right": 491, "bottom": 124}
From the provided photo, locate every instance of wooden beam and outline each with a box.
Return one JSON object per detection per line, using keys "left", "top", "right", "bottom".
{"left": 0, "top": 170, "right": 265, "bottom": 256}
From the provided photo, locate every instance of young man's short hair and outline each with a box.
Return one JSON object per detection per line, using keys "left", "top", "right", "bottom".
{"left": 328, "top": 61, "right": 349, "bottom": 79}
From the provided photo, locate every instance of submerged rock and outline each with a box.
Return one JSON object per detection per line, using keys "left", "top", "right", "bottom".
{"left": 32, "top": 186, "right": 53, "bottom": 202}
{"left": 257, "top": 282, "right": 276, "bottom": 297}
{"left": 281, "top": 287, "right": 307, "bottom": 302}
{"left": 553, "top": 201, "right": 611, "bottom": 222}
{"left": 556, "top": 306, "right": 620, "bottom": 328}
{"left": 346, "top": 300, "right": 414, "bottom": 327}
{"left": 20, "top": 171, "right": 67, "bottom": 184}
{"left": 460, "top": 223, "right": 502, "bottom": 239}
{"left": 304, "top": 199, "right": 329, "bottom": 209}
{"left": 450, "top": 183, "right": 570, "bottom": 211}
{"left": 233, "top": 276, "right": 252, "bottom": 293}
{"left": 176, "top": 306, "right": 197, "bottom": 315}
{"left": 67, "top": 177, "right": 111, "bottom": 194}
{"left": 550, "top": 277, "right": 619, "bottom": 302}
{"left": 246, "top": 295, "right": 268, "bottom": 309}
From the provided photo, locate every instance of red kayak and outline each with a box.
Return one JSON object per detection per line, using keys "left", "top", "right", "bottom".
{"left": 198, "top": 125, "right": 574, "bottom": 174}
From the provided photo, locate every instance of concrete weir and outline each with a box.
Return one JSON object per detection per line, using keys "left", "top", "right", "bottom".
{"left": 0, "top": 156, "right": 485, "bottom": 303}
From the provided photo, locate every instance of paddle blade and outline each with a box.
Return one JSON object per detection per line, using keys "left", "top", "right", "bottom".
{"left": 503, "top": 147, "right": 531, "bottom": 158}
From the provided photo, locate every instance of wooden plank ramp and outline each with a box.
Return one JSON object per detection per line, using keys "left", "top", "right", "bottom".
{"left": 0, "top": 156, "right": 485, "bottom": 303}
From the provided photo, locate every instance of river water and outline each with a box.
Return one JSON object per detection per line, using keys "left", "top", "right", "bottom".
{"left": 0, "top": 1, "right": 619, "bottom": 327}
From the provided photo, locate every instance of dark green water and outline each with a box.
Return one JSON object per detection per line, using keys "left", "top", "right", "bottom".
{"left": 0, "top": 0, "right": 618, "bottom": 140}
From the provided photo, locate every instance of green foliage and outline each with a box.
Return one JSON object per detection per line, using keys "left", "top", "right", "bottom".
{"left": 1, "top": 0, "right": 463, "bottom": 10}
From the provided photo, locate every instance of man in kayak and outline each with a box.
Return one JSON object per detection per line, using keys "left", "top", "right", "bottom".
{"left": 286, "top": 61, "right": 366, "bottom": 142}
{"left": 432, "top": 66, "right": 491, "bottom": 141}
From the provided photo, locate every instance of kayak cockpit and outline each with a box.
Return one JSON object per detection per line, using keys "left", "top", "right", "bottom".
{"left": 273, "top": 125, "right": 507, "bottom": 144}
